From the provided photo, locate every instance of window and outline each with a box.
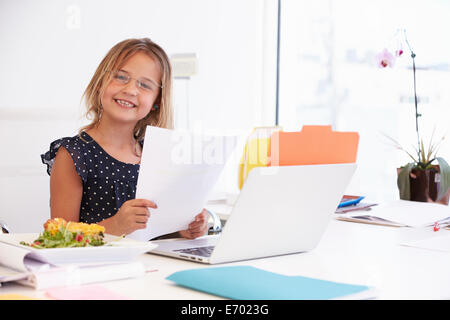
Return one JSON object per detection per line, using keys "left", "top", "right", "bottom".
{"left": 279, "top": 0, "right": 450, "bottom": 201}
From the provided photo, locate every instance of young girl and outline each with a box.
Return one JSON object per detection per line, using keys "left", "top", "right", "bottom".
{"left": 41, "top": 38, "right": 208, "bottom": 240}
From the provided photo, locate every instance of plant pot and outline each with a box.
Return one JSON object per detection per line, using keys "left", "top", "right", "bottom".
{"left": 397, "top": 165, "right": 450, "bottom": 205}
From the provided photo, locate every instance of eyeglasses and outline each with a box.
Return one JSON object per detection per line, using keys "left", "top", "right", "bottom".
{"left": 106, "top": 70, "right": 163, "bottom": 92}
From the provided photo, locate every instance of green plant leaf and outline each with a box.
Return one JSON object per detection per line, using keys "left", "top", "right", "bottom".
{"left": 397, "top": 163, "right": 414, "bottom": 200}
{"left": 427, "top": 127, "right": 436, "bottom": 162}
{"left": 420, "top": 139, "right": 426, "bottom": 163}
{"left": 436, "top": 157, "right": 450, "bottom": 201}
{"left": 424, "top": 158, "right": 436, "bottom": 169}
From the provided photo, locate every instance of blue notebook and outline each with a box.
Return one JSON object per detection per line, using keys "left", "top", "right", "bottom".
{"left": 166, "top": 266, "right": 374, "bottom": 300}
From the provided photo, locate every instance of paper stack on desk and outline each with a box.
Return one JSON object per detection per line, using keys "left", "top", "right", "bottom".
{"left": 336, "top": 200, "right": 450, "bottom": 228}
{"left": 335, "top": 195, "right": 378, "bottom": 213}
{"left": 0, "top": 233, "right": 153, "bottom": 289}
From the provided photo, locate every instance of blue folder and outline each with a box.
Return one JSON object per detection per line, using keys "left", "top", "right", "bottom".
{"left": 166, "top": 266, "right": 373, "bottom": 300}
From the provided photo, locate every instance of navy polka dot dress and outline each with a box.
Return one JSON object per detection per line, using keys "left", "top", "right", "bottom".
{"left": 41, "top": 132, "right": 141, "bottom": 224}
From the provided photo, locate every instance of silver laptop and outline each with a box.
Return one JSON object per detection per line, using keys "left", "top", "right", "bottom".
{"left": 149, "top": 163, "right": 356, "bottom": 264}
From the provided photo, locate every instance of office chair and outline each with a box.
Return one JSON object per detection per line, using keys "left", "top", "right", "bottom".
{"left": 0, "top": 220, "right": 10, "bottom": 234}
{"left": 207, "top": 209, "right": 222, "bottom": 235}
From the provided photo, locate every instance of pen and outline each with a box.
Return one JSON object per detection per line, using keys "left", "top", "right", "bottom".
{"left": 338, "top": 196, "right": 365, "bottom": 208}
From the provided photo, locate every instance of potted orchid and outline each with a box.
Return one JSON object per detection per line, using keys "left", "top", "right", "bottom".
{"left": 377, "top": 29, "right": 450, "bottom": 205}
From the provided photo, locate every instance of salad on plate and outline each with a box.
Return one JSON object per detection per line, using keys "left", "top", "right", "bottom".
{"left": 20, "top": 218, "right": 106, "bottom": 249}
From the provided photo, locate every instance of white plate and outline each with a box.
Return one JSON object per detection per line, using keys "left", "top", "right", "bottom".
{"left": 0, "top": 233, "right": 157, "bottom": 265}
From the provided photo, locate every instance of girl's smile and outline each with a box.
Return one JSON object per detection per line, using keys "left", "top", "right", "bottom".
{"left": 114, "top": 98, "right": 137, "bottom": 108}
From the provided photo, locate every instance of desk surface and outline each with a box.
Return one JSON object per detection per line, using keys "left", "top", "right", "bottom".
{"left": 1, "top": 218, "right": 450, "bottom": 300}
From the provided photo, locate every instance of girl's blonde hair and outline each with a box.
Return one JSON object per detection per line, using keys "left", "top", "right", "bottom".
{"left": 80, "top": 38, "right": 173, "bottom": 141}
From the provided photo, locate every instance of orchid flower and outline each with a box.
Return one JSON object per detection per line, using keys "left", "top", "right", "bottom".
{"left": 378, "top": 30, "right": 450, "bottom": 203}
{"left": 376, "top": 48, "right": 396, "bottom": 68}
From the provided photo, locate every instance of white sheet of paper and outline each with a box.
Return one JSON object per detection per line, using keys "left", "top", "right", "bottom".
{"left": 128, "top": 126, "right": 235, "bottom": 241}
{"left": 401, "top": 233, "right": 450, "bottom": 252}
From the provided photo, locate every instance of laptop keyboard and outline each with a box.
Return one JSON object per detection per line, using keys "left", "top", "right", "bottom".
{"left": 174, "top": 246, "right": 215, "bottom": 257}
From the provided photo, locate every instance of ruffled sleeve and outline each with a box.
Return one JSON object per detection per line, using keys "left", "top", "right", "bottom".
{"left": 41, "top": 136, "right": 88, "bottom": 182}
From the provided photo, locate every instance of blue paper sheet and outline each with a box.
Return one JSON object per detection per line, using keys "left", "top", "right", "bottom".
{"left": 166, "top": 266, "right": 373, "bottom": 300}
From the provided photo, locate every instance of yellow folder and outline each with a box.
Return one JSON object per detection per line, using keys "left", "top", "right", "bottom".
{"left": 238, "top": 127, "right": 281, "bottom": 190}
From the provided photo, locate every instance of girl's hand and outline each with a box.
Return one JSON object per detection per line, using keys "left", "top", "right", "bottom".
{"left": 179, "top": 209, "right": 209, "bottom": 239}
{"left": 100, "top": 199, "right": 157, "bottom": 235}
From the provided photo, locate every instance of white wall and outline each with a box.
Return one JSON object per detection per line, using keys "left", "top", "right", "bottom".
{"left": 0, "top": 0, "right": 278, "bottom": 232}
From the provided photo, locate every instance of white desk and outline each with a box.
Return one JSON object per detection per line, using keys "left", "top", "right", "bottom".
{"left": 1, "top": 218, "right": 450, "bottom": 300}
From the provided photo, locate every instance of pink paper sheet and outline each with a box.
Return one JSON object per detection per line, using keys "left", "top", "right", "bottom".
{"left": 46, "top": 284, "right": 130, "bottom": 300}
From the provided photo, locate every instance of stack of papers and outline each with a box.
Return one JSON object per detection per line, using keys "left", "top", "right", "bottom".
{"left": 336, "top": 200, "right": 450, "bottom": 228}
{"left": 167, "top": 266, "right": 376, "bottom": 300}
{"left": 335, "top": 202, "right": 378, "bottom": 214}
{"left": 335, "top": 195, "right": 378, "bottom": 214}
{"left": 0, "top": 233, "right": 155, "bottom": 289}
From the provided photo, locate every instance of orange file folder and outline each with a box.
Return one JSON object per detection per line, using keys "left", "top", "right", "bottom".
{"left": 268, "top": 125, "right": 359, "bottom": 166}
